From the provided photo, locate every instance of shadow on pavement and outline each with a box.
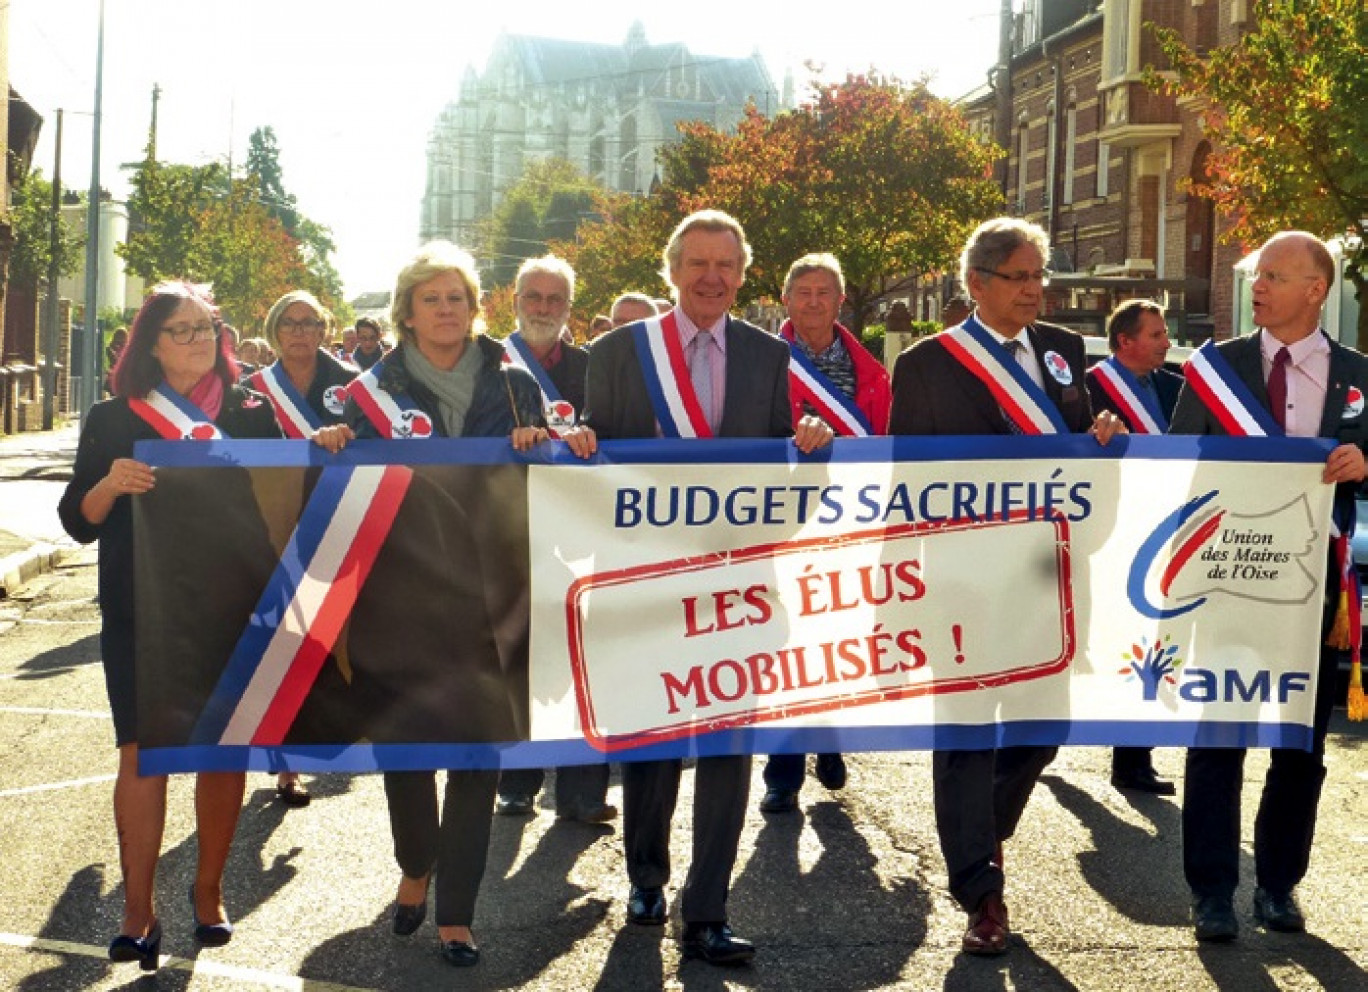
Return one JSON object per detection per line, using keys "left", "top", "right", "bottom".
{"left": 1040, "top": 772, "right": 1189, "bottom": 926}
{"left": 727, "top": 798, "right": 929, "bottom": 989}
{"left": 943, "top": 933, "right": 1079, "bottom": 991}
{"left": 14, "top": 632, "right": 101, "bottom": 680}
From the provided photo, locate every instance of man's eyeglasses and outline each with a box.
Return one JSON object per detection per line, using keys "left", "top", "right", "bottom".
{"left": 161, "top": 321, "right": 220, "bottom": 344}
{"left": 518, "top": 291, "right": 569, "bottom": 308}
{"left": 1252, "top": 269, "right": 1321, "bottom": 286}
{"left": 278, "top": 317, "right": 326, "bottom": 334}
{"left": 974, "top": 266, "right": 1052, "bottom": 286}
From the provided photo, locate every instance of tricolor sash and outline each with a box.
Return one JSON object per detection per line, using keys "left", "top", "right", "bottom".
{"left": 190, "top": 464, "right": 413, "bottom": 746}
{"left": 247, "top": 364, "right": 322, "bottom": 439}
{"left": 938, "top": 317, "right": 1070, "bottom": 434}
{"left": 781, "top": 321, "right": 872, "bottom": 437}
{"left": 502, "top": 333, "right": 576, "bottom": 436}
{"left": 346, "top": 356, "right": 436, "bottom": 439}
{"left": 129, "top": 384, "right": 223, "bottom": 440}
{"left": 1183, "top": 340, "right": 1361, "bottom": 667}
{"left": 1181, "top": 341, "right": 1283, "bottom": 438}
{"left": 1087, "top": 357, "right": 1167, "bottom": 434}
{"left": 631, "top": 311, "right": 713, "bottom": 438}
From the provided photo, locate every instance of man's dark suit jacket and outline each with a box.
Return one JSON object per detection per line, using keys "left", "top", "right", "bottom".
{"left": 1170, "top": 332, "right": 1368, "bottom": 447}
{"left": 1086, "top": 362, "right": 1182, "bottom": 430}
{"left": 546, "top": 341, "right": 589, "bottom": 413}
{"left": 889, "top": 320, "right": 1093, "bottom": 435}
{"left": 584, "top": 314, "right": 792, "bottom": 440}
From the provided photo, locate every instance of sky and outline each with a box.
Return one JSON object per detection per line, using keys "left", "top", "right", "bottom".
{"left": 11, "top": 1, "right": 1004, "bottom": 300}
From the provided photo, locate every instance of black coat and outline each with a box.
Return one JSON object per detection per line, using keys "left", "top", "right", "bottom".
{"left": 890, "top": 320, "right": 1093, "bottom": 436}
{"left": 58, "top": 386, "right": 282, "bottom": 745}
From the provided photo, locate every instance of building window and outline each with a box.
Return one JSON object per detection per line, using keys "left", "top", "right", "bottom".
{"left": 1044, "top": 99, "right": 1057, "bottom": 213}
{"left": 1063, "top": 101, "right": 1078, "bottom": 205}
{"left": 1017, "top": 122, "right": 1030, "bottom": 213}
{"left": 1096, "top": 140, "right": 1110, "bottom": 198}
{"left": 1102, "top": 0, "right": 1136, "bottom": 81}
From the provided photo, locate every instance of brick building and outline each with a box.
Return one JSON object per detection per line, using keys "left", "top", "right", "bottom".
{"left": 962, "top": 0, "right": 1255, "bottom": 340}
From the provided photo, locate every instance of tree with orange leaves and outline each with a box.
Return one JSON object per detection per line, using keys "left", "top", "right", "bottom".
{"left": 1152, "top": 1, "right": 1368, "bottom": 347}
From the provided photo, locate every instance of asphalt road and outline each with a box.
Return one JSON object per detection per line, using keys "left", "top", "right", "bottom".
{"left": 0, "top": 430, "right": 1365, "bottom": 990}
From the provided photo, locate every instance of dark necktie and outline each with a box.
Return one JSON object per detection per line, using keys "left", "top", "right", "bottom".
{"left": 1267, "top": 347, "right": 1290, "bottom": 430}
{"left": 1000, "top": 339, "right": 1024, "bottom": 434}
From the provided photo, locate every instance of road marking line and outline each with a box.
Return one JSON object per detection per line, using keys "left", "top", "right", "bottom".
{"left": 0, "top": 774, "right": 116, "bottom": 798}
{"left": 0, "top": 931, "right": 378, "bottom": 991}
{"left": 0, "top": 706, "right": 110, "bottom": 719}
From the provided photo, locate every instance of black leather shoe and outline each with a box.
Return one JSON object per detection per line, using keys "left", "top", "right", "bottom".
{"left": 758, "top": 787, "right": 798, "bottom": 813}
{"left": 626, "top": 885, "right": 666, "bottom": 925}
{"left": 1192, "top": 895, "right": 1238, "bottom": 942}
{"left": 681, "top": 923, "right": 755, "bottom": 965}
{"left": 815, "top": 753, "right": 847, "bottom": 790}
{"left": 556, "top": 801, "right": 618, "bottom": 824}
{"left": 392, "top": 900, "right": 427, "bottom": 936}
{"left": 1111, "top": 767, "right": 1176, "bottom": 796}
{"left": 440, "top": 939, "right": 480, "bottom": 967}
{"left": 495, "top": 793, "right": 536, "bottom": 815}
{"left": 1253, "top": 887, "right": 1306, "bottom": 932}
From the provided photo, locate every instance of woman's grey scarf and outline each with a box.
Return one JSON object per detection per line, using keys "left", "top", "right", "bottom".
{"left": 402, "top": 338, "right": 483, "bottom": 437}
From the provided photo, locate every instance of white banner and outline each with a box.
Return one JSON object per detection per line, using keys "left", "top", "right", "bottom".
{"left": 529, "top": 434, "right": 1335, "bottom": 756}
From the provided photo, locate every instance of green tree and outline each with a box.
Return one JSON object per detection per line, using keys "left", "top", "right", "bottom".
{"left": 479, "top": 158, "right": 602, "bottom": 287}
{"left": 245, "top": 126, "right": 299, "bottom": 234}
{"left": 558, "top": 74, "right": 1002, "bottom": 331}
{"left": 9, "top": 167, "right": 85, "bottom": 284}
{"left": 1152, "top": 1, "right": 1368, "bottom": 348}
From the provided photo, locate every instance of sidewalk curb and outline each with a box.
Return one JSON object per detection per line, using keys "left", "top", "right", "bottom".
{"left": 0, "top": 542, "right": 68, "bottom": 597}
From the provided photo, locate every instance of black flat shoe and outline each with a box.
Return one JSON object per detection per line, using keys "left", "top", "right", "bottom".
{"left": 108, "top": 919, "right": 161, "bottom": 972}
{"left": 1192, "top": 895, "right": 1238, "bottom": 943}
{"left": 758, "top": 787, "right": 798, "bottom": 813}
{"left": 440, "top": 939, "right": 480, "bottom": 967}
{"left": 393, "top": 900, "right": 427, "bottom": 936}
{"left": 1253, "top": 887, "right": 1306, "bottom": 932}
{"left": 680, "top": 923, "right": 755, "bottom": 965}
{"left": 189, "top": 884, "right": 234, "bottom": 946}
{"left": 1111, "top": 767, "right": 1176, "bottom": 796}
{"left": 626, "top": 885, "right": 666, "bottom": 925}
{"left": 815, "top": 753, "right": 848, "bottom": 790}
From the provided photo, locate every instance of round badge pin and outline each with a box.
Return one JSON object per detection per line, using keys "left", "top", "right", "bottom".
{"left": 1043, "top": 350, "right": 1073, "bottom": 386}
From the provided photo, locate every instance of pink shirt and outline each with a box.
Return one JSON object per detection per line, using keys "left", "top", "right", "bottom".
{"left": 1260, "top": 328, "right": 1329, "bottom": 438}
{"left": 674, "top": 307, "right": 728, "bottom": 431}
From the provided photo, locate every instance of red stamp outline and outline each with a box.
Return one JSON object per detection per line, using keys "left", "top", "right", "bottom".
{"left": 566, "top": 511, "right": 1075, "bottom": 752}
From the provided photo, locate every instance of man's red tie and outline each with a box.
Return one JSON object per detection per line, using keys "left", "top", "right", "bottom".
{"left": 1267, "top": 347, "right": 1290, "bottom": 430}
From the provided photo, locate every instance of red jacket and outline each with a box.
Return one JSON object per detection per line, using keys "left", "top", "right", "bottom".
{"left": 781, "top": 320, "right": 892, "bottom": 435}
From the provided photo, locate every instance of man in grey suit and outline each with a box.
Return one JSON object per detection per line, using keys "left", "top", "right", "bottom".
{"left": 1171, "top": 230, "right": 1368, "bottom": 942}
{"left": 563, "top": 209, "right": 831, "bottom": 965}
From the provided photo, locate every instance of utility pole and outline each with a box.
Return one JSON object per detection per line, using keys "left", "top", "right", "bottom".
{"left": 41, "top": 110, "right": 63, "bottom": 430}
{"left": 82, "top": 0, "right": 106, "bottom": 413}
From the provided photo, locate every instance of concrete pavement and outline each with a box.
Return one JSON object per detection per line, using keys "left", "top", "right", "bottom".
{"left": 0, "top": 424, "right": 1365, "bottom": 989}
{"left": 0, "top": 422, "right": 79, "bottom": 596}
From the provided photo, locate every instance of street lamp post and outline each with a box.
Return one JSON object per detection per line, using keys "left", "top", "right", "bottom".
{"left": 81, "top": 0, "right": 106, "bottom": 413}
{"left": 41, "top": 110, "right": 63, "bottom": 430}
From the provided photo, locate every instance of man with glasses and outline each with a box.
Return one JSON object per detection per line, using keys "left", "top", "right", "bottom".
{"left": 495, "top": 254, "right": 618, "bottom": 825}
{"left": 1172, "top": 230, "right": 1368, "bottom": 942}
{"left": 889, "top": 217, "right": 1122, "bottom": 956}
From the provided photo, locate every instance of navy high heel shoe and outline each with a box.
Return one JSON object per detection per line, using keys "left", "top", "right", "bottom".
{"left": 189, "top": 884, "right": 234, "bottom": 946}
{"left": 108, "top": 919, "right": 161, "bottom": 971}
